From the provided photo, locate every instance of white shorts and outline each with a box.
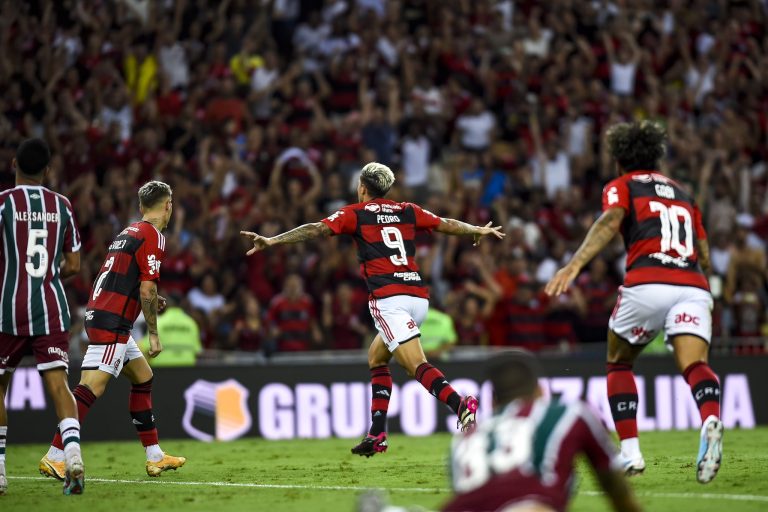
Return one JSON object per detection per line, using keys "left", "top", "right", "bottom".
{"left": 81, "top": 337, "right": 143, "bottom": 378}
{"left": 609, "top": 284, "right": 713, "bottom": 345}
{"left": 368, "top": 295, "right": 429, "bottom": 352}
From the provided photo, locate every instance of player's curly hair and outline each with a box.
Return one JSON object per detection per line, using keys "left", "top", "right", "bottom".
{"left": 606, "top": 120, "right": 667, "bottom": 172}
{"left": 360, "top": 162, "right": 395, "bottom": 198}
{"left": 138, "top": 180, "right": 172, "bottom": 209}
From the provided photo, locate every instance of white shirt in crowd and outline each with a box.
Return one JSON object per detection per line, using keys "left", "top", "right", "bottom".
{"left": 532, "top": 152, "right": 571, "bottom": 199}
{"left": 686, "top": 64, "right": 716, "bottom": 105}
{"left": 401, "top": 135, "right": 430, "bottom": 187}
{"left": 251, "top": 66, "right": 279, "bottom": 118}
{"left": 456, "top": 112, "right": 495, "bottom": 150}
{"left": 523, "top": 29, "right": 553, "bottom": 58}
{"left": 159, "top": 42, "right": 189, "bottom": 89}
{"left": 293, "top": 23, "right": 331, "bottom": 54}
{"left": 610, "top": 61, "right": 637, "bottom": 96}
{"left": 188, "top": 288, "right": 226, "bottom": 316}
{"left": 101, "top": 105, "right": 133, "bottom": 141}
{"left": 565, "top": 116, "right": 592, "bottom": 157}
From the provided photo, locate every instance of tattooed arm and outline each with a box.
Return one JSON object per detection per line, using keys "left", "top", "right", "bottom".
{"left": 240, "top": 222, "right": 333, "bottom": 255}
{"left": 545, "top": 207, "right": 625, "bottom": 296}
{"left": 436, "top": 219, "right": 505, "bottom": 246}
{"left": 140, "top": 280, "right": 162, "bottom": 357}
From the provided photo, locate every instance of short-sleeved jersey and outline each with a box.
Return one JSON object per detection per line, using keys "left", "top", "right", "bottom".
{"left": 602, "top": 171, "right": 709, "bottom": 290}
{"left": 85, "top": 221, "right": 165, "bottom": 344}
{"left": 444, "top": 399, "right": 617, "bottom": 512}
{"left": 0, "top": 185, "right": 80, "bottom": 336}
{"left": 321, "top": 199, "right": 441, "bottom": 299}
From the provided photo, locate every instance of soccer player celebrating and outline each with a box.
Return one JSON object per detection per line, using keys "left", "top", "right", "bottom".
{"left": 444, "top": 350, "right": 642, "bottom": 512}
{"left": 546, "top": 121, "right": 723, "bottom": 483}
{"left": 40, "top": 181, "right": 185, "bottom": 479}
{"left": 0, "top": 139, "right": 85, "bottom": 495}
{"left": 241, "top": 162, "right": 504, "bottom": 456}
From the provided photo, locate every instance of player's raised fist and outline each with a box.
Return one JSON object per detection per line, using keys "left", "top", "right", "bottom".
{"left": 148, "top": 333, "right": 163, "bottom": 358}
{"left": 240, "top": 231, "right": 272, "bottom": 255}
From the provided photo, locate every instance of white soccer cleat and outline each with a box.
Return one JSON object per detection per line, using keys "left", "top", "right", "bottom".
{"left": 618, "top": 452, "right": 646, "bottom": 476}
{"left": 697, "top": 415, "right": 723, "bottom": 484}
{"left": 63, "top": 456, "right": 85, "bottom": 495}
{"left": 0, "top": 465, "right": 7, "bottom": 495}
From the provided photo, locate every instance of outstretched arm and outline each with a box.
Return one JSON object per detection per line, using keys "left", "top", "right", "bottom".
{"left": 241, "top": 222, "right": 332, "bottom": 255}
{"left": 545, "top": 207, "right": 625, "bottom": 296}
{"left": 435, "top": 219, "right": 505, "bottom": 246}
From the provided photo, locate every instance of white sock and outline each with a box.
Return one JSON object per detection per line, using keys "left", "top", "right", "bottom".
{"left": 59, "top": 418, "right": 82, "bottom": 462}
{"left": 46, "top": 445, "right": 65, "bottom": 462}
{"left": 0, "top": 425, "right": 6, "bottom": 465}
{"left": 620, "top": 437, "right": 641, "bottom": 458}
{"left": 145, "top": 444, "right": 163, "bottom": 462}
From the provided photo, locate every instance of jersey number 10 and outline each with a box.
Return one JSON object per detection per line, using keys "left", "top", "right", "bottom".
{"left": 649, "top": 201, "right": 693, "bottom": 257}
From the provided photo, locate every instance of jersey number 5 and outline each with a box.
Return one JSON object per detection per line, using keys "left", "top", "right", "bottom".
{"left": 649, "top": 201, "right": 693, "bottom": 257}
{"left": 382, "top": 227, "right": 408, "bottom": 266}
{"left": 25, "top": 228, "right": 48, "bottom": 278}
{"left": 92, "top": 256, "right": 115, "bottom": 300}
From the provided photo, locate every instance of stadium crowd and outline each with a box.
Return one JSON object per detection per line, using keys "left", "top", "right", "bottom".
{"left": 1, "top": 0, "right": 767, "bottom": 355}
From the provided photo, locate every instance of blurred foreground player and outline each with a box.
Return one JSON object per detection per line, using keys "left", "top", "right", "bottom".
{"left": 241, "top": 162, "right": 504, "bottom": 456}
{"left": 546, "top": 121, "right": 723, "bottom": 483}
{"left": 0, "top": 139, "right": 84, "bottom": 495}
{"left": 40, "top": 181, "right": 185, "bottom": 479}
{"left": 444, "top": 350, "right": 642, "bottom": 512}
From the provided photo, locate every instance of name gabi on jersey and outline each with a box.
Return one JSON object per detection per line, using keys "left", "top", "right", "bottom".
{"left": 393, "top": 271, "right": 421, "bottom": 281}
{"left": 109, "top": 239, "right": 127, "bottom": 251}
{"left": 14, "top": 211, "right": 60, "bottom": 223}
{"left": 376, "top": 215, "right": 401, "bottom": 224}
{"left": 649, "top": 252, "right": 690, "bottom": 268}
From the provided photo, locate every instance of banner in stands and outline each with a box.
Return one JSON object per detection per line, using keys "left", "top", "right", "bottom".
{"left": 5, "top": 355, "right": 764, "bottom": 443}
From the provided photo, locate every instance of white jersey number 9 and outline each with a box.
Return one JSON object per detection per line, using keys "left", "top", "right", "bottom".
{"left": 382, "top": 226, "right": 408, "bottom": 266}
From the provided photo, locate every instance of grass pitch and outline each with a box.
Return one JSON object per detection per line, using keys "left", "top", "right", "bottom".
{"left": 2, "top": 428, "right": 767, "bottom": 511}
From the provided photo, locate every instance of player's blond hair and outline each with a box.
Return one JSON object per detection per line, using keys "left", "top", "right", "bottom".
{"left": 360, "top": 162, "right": 395, "bottom": 198}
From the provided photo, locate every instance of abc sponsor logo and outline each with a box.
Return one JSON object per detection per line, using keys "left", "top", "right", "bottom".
{"left": 674, "top": 313, "right": 700, "bottom": 326}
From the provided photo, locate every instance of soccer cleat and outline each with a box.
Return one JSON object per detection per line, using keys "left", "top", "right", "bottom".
{"left": 63, "top": 456, "right": 85, "bottom": 495}
{"left": 697, "top": 416, "right": 723, "bottom": 484}
{"left": 351, "top": 433, "right": 388, "bottom": 457}
{"left": 39, "top": 456, "right": 66, "bottom": 481}
{"left": 457, "top": 395, "right": 479, "bottom": 433}
{"left": 146, "top": 452, "right": 186, "bottom": 477}
{"left": 618, "top": 452, "right": 646, "bottom": 476}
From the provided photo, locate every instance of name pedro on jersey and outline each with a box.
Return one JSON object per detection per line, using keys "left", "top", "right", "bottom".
{"left": 14, "top": 211, "right": 60, "bottom": 223}
{"left": 376, "top": 215, "right": 401, "bottom": 223}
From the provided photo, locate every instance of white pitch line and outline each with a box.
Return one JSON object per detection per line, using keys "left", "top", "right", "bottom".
{"left": 9, "top": 476, "right": 446, "bottom": 494}
{"left": 588, "top": 490, "right": 768, "bottom": 503}
{"left": 9, "top": 477, "right": 768, "bottom": 503}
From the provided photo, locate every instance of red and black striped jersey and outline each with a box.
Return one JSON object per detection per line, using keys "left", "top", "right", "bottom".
{"left": 321, "top": 199, "right": 441, "bottom": 299}
{"left": 445, "top": 399, "right": 617, "bottom": 512}
{"left": 602, "top": 171, "right": 709, "bottom": 290}
{"left": 0, "top": 186, "right": 80, "bottom": 336}
{"left": 85, "top": 221, "right": 165, "bottom": 344}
